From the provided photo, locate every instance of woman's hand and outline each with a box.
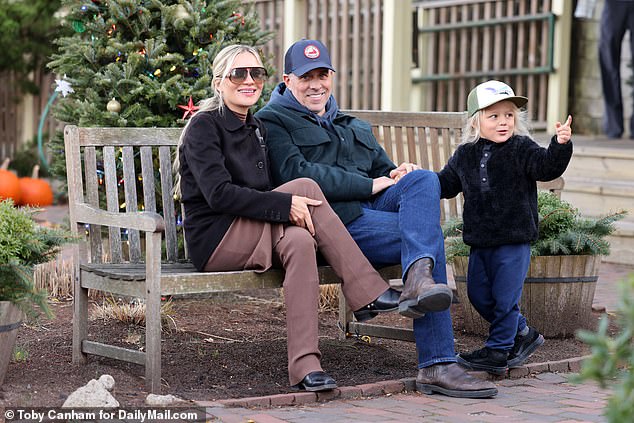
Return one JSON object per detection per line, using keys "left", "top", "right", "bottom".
{"left": 289, "top": 195, "right": 322, "bottom": 235}
{"left": 555, "top": 115, "right": 573, "bottom": 144}
{"left": 389, "top": 162, "right": 420, "bottom": 182}
{"left": 372, "top": 176, "right": 395, "bottom": 194}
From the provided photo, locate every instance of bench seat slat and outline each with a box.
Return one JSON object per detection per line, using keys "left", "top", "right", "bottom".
{"left": 80, "top": 263, "right": 402, "bottom": 295}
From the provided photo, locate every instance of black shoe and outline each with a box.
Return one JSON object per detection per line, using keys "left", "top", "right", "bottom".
{"left": 353, "top": 287, "right": 400, "bottom": 322}
{"left": 457, "top": 347, "right": 508, "bottom": 375}
{"left": 508, "top": 327, "right": 544, "bottom": 368}
{"left": 291, "top": 371, "right": 337, "bottom": 392}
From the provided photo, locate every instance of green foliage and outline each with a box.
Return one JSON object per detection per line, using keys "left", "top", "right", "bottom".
{"left": 443, "top": 191, "right": 627, "bottom": 261}
{"left": 0, "top": 200, "right": 74, "bottom": 318}
{"left": 49, "top": 0, "right": 273, "bottom": 127}
{"left": 0, "top": 0, "right": 65, "bottom": 94}
{"left": 47, "top": 0, "right": 274, "bottom": 184}
{"left": 574, "top": 275, "right": 634, "bottom": 423}
{"left": 12, "top": 346, "right": 29, "bottom": 363}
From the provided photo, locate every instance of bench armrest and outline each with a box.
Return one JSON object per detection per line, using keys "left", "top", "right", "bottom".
{"left": 73, "top": 203, "right": 165, "bottom": 233}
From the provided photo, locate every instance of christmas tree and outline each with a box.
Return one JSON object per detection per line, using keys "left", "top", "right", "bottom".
{"left": 47, "top": 0, "right": 273, "bottom": 180}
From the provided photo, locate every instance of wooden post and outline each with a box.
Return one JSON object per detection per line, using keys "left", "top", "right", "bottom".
{"left": 283, "top": 0, "right": 308, "bottom": 51}
{"left": 548, "top": 0, "right": 573, "bottom": 130}
{"left": 381, "top": 0, "right": 412, "bottom": 111}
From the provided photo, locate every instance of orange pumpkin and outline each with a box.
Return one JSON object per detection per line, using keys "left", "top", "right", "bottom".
{"left": 18, "top": 165, "right": 54, "bottom": 207}
{"left": 0, "top": 158, "right": 21, "bottom": 203}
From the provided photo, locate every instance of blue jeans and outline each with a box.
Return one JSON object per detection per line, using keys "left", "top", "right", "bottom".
{"left": 467, "top": 243, "right": 530, "bottom": 351}
{"left": 346, "top": 170, "right": 456, "bottom": 367}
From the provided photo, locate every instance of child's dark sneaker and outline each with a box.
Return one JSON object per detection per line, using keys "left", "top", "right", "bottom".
{"left": 456, "top": 347, "right": 508, "bottom": 375}
{"left": 508, "top": 326, "right": 545, "bottom": 368}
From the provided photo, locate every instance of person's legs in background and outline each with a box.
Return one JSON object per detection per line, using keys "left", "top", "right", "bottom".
{"left": 599, "top": 0, "right": 628, "bottom": 138}
{"left": 625, "top": 1, "right": 634, "bottom": 138}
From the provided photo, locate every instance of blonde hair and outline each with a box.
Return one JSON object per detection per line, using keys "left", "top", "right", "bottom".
{"left": 173, "top": 45, "right": 264, "bottom": 199}
{"left": 461, "top": 103, "right": 531, "bottom": 144}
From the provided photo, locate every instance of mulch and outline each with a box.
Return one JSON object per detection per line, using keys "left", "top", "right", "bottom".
{"left": 0, "top": 289, "right": 615, "bottom": 408}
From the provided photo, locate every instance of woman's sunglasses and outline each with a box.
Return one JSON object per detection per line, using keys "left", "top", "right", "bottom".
{"left": 227, "top": 67, "right": 268, "bottom": 84}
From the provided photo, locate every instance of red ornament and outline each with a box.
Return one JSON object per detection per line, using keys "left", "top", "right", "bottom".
{"left": 177, "top": 96, "right": 199, "bottom": 119}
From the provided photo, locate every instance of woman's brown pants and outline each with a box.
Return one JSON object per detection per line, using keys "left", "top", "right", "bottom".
{"left": 205, "top": 178, "right": 388, "bottom": 385}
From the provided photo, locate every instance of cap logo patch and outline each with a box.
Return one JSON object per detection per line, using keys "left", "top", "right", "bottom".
{"left": 484, "top": 86, "right": 512, "bottom": 96}
{"left": 304, "top": 45, "right": 320, "bottom": 59}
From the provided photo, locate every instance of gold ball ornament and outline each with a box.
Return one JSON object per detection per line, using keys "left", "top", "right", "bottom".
{"left": 107, "top": 98, "right": 121, "bottom": 113}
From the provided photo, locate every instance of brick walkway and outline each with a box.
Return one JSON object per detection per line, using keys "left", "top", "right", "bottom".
{"left": 198, "top": 373, "right": 612, "bottom": 422}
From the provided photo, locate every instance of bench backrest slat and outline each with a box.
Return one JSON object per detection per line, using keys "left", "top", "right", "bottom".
{"left": 159, "top": 145, "right": 178, "bottom": 261}
{"left": 83, "top": 146, "right": 103, "bottom": 263}
{"left": 122, "top": 146, "right": 142, "bottom": 262}
{"left": 103, "top": 145, "right": 123, "bottom": 263}
{"left": 140, "top": 146, "right": 157, "bottom": 214}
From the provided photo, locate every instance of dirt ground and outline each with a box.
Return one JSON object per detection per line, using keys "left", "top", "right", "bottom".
{"left": 0, "top": 290, "right": 616, "bottom": 408}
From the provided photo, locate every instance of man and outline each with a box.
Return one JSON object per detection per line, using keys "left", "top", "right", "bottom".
{"left": 256, "top": 39, "right": 497, "bottom": 398}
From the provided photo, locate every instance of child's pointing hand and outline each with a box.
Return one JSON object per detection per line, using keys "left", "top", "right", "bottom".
{"left": 555, "top": 115, "right": 572, "bottom": 144}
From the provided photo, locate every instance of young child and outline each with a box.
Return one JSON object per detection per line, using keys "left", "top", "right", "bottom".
{"left": 437, "top": 80, "right": 573, "bottom": 375}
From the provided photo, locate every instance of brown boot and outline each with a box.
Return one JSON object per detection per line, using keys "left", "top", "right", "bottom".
{"left": 416, "top": 363, "right": 498, "bottom": 398}
{"left": 398, "top": 258, "right": 452, "bottom": 318}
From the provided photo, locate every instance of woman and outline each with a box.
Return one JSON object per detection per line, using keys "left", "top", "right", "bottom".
{"left": 174, "top": 45, "right": 400, "bottom": 392}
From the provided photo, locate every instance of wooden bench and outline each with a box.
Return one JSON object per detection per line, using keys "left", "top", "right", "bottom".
{"left": 64, "top": 111, "right": 562, "bottom": 393}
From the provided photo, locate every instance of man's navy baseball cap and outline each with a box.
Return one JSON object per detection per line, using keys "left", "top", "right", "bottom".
{"left": 284, "top": 39, "right": 336, "bottom": 76}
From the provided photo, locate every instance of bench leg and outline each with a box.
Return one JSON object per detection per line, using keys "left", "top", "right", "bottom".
{"left": 145, "top": 232, "right": 162, "bottom": 394}
{"left": 337, "top": 286, "right": 353, "bottom": 340}
{"left": 72, "top": 267, "right": 88, "bottom": 364}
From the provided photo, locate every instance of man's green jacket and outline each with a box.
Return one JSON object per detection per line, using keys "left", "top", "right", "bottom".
{"left": 257, "top": 103, "right": 396, "bottom": 225}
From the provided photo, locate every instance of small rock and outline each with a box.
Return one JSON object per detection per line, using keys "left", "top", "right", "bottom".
{"left": 98, "top": 374, "right": 115, "bottom": 391}
{"left": 145, "top": 394, "right": 182, "bottom": 406}
{"left": 62, "top": 377, "right": 120, "bottom": 408}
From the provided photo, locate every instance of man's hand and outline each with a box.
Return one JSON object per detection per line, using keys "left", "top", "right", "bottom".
{"left": 289, "top": 195, "right": 322, "bottom": 235}
{"left": 389, "top": 162, "right": 420, "bottom": 182}
{"left": 372, "top": 176, "right": 395, "bottom": 195}
{"left": 555, "top": 115, "right": 573, "bottom": 144}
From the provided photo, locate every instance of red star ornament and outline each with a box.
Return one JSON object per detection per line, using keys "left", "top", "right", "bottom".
{"left": 177, "top": 96, "right": 199, "bottom": 119}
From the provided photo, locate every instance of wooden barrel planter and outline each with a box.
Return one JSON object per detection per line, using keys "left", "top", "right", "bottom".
{"left": 452, "top": 255, "right": 601, "bottom": 338}
{"left": 0, "top": 302, "right": 23, "bottom": 386}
